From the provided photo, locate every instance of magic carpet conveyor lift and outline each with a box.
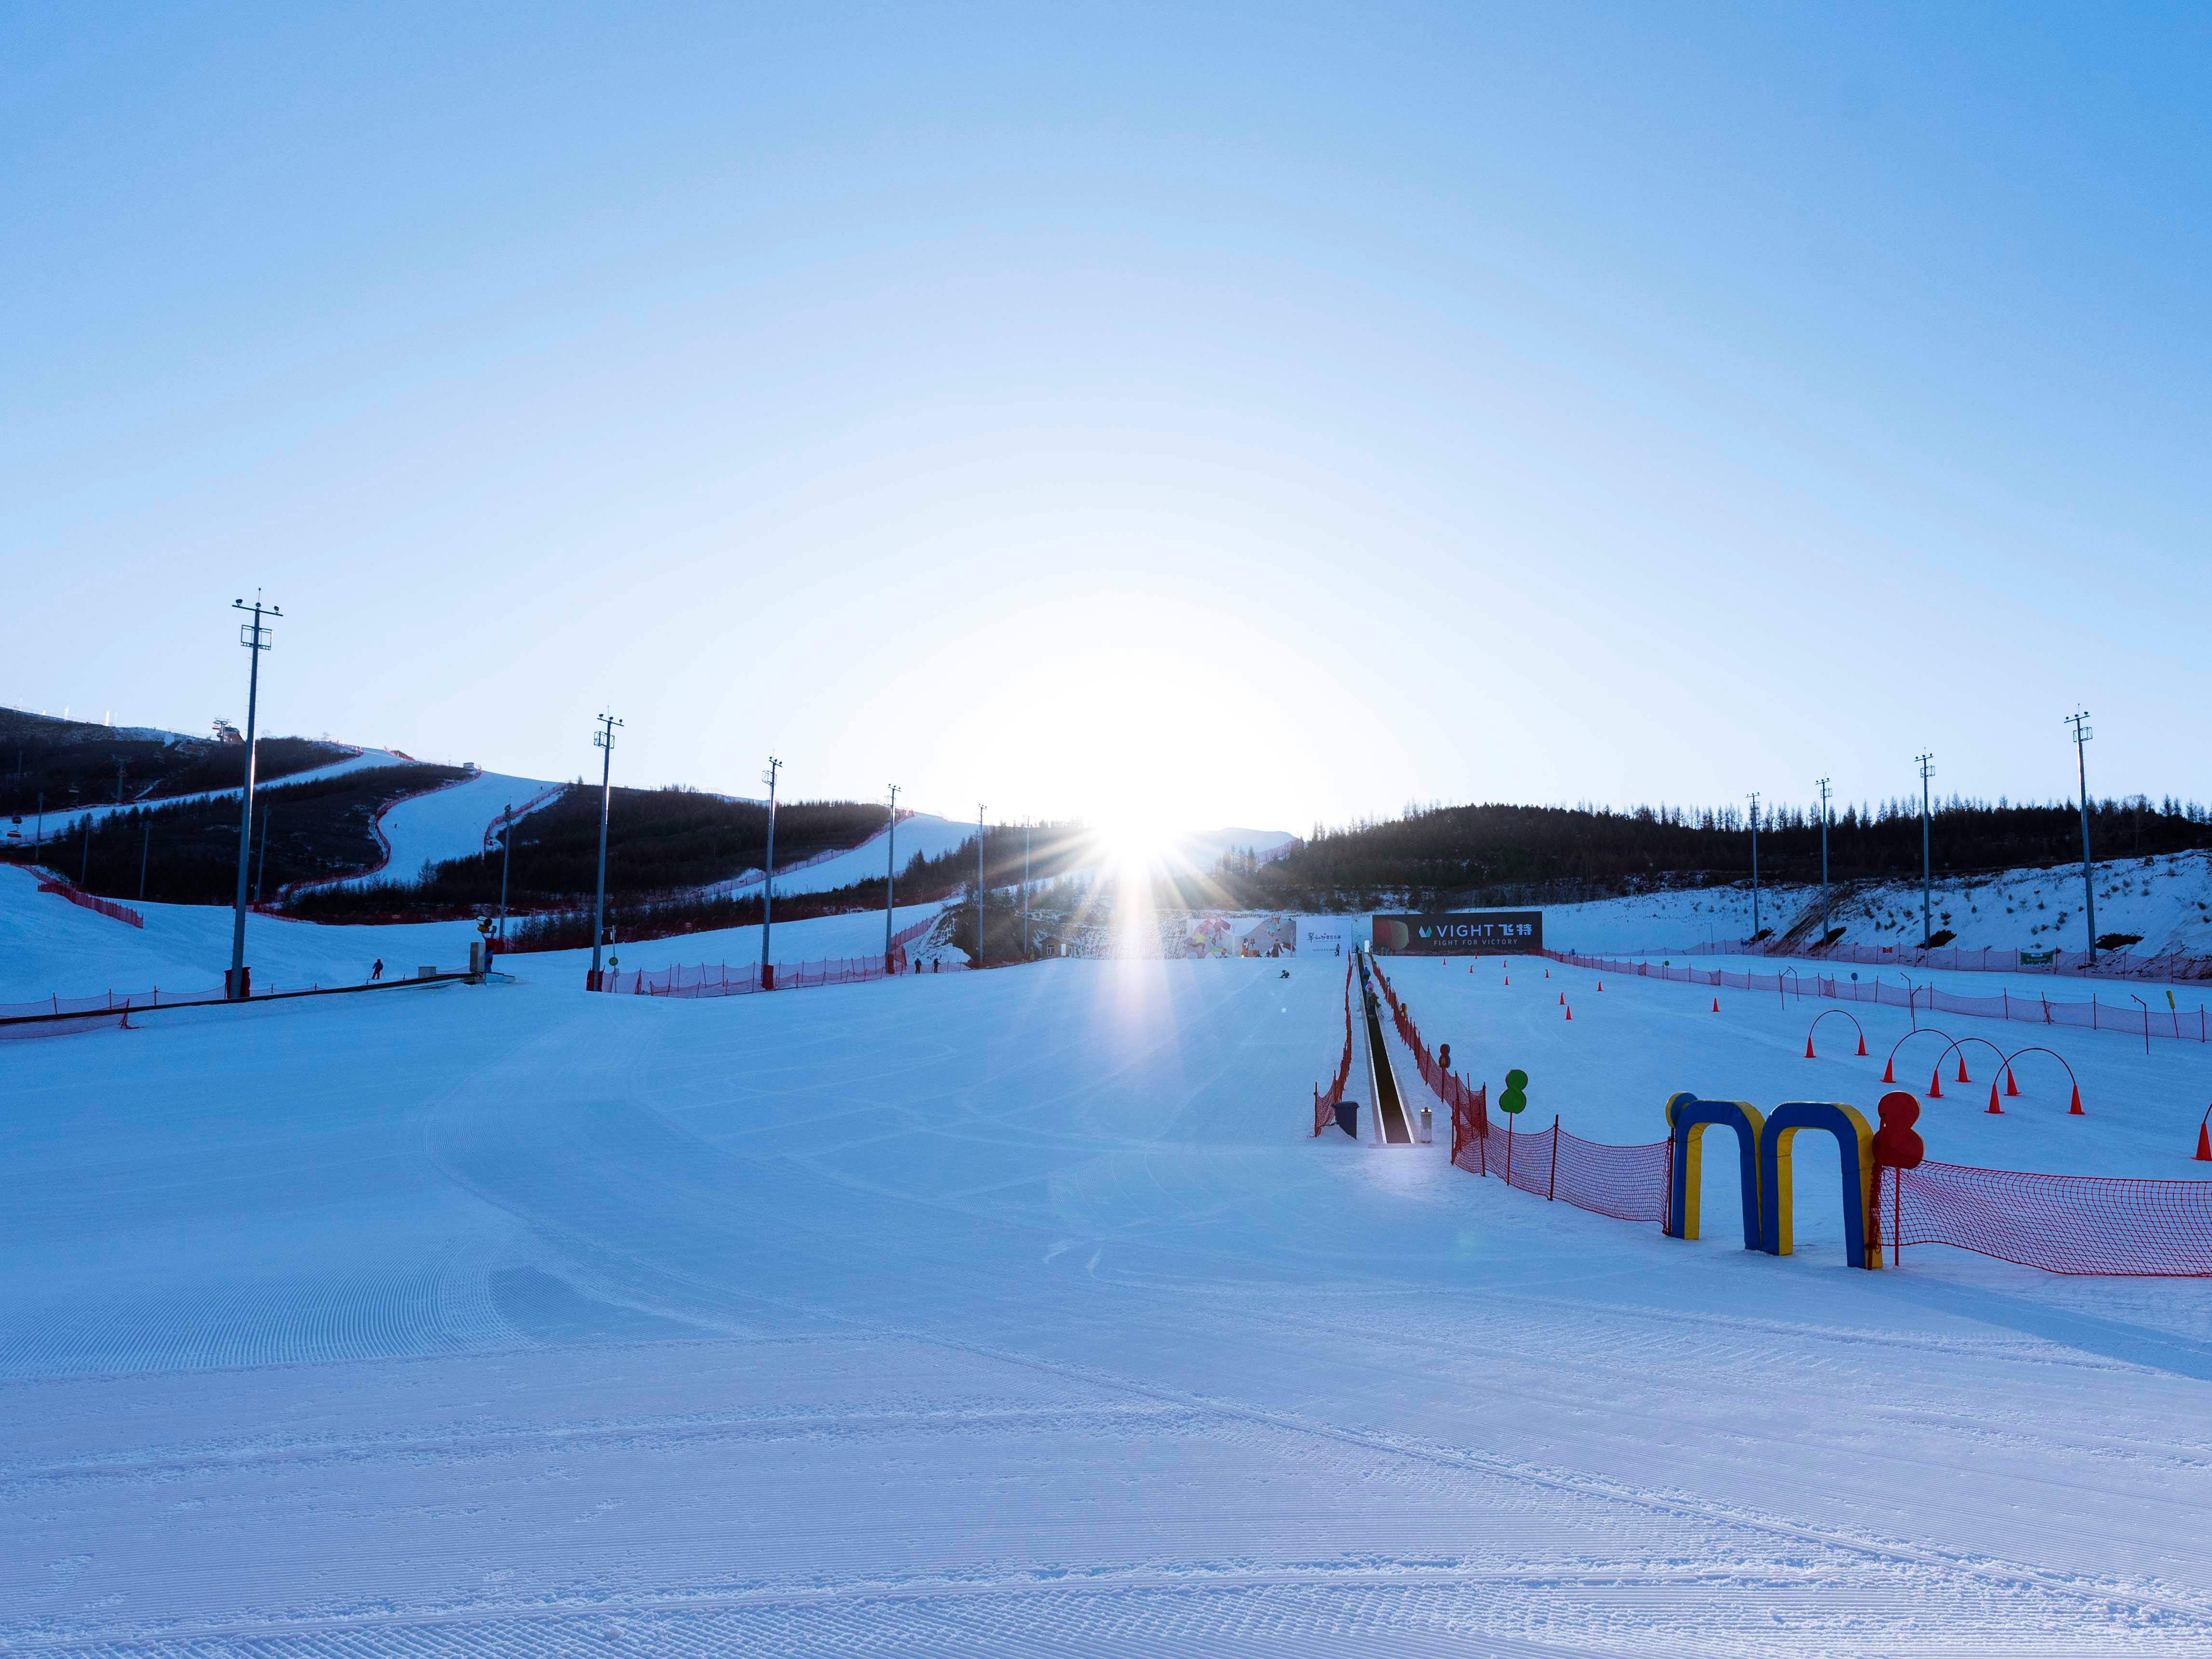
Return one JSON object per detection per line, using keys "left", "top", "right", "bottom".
{"left": 1354, "top": 947, "right": 1415, "bottom": 1145}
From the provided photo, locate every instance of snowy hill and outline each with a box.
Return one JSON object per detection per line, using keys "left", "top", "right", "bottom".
{"left": 1537, "top": 850, "right": 2212, "bottom": 960}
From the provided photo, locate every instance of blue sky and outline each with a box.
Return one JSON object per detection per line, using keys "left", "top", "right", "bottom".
{"left": 6, "top": 3, "right": 2206, "bottom": 834}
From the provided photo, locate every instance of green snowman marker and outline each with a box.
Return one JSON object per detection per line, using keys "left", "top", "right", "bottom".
{"left": 1500, "top": 1068, "right": 1529, "bottom": 1115}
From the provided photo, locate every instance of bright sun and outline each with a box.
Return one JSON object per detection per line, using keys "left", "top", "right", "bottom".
{"left": 934, "top": 638, "right": 1322, "bottom": 846}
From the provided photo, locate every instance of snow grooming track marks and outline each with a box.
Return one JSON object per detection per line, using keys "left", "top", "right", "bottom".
{"left": 9, "top": 958, "right": 2212, "bottom": 1652}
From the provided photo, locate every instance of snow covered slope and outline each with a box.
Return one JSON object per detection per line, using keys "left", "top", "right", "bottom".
{"left": 0, "top": 860, "right": 943, "bottom": 1002}
{"left": 704, "top": 810, "right": 979, "bottom": 900}
{"left": 4, "top": 958, "right": 2210, "bottom": 1650}
{"left": 30, "top": 745, "right": 412, "bottom": 834}
{"left": 1533, "top": 848, "right": 2212, "bottom": 960}
{"left": 329, "top": 769, "right": 566, "bottom": 889}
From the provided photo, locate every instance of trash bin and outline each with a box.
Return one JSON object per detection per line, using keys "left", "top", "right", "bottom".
{"left": 1334, "top": 1101, "right": 1360, "bottom": 1139}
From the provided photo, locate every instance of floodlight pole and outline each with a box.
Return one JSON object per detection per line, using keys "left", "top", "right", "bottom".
{"left": 1023, "top": 821, "right": 1032, "bottom": 959}
{"left": 976, "top": 804, "right": 986, "bottom": 966}
{"left": 1916, "top": 753, "right": 1935, "bottom": 947}
{"left": 589, "top": 712, "right": 621, "bottom": 987}
{"left": 760, "top": 756, "right": 781, "bottom": 987}
{"left": 884, "top": 783, "right": 899, "bottom": 972}
{"left": 228, "top": 594, "right": 279, "bottom": 998}
{"left": 2067, "top": 711, "right": 2097, "bottom": 961}
{"left": 1747, "top": 791, "right": 1760, "bottom": 942}
{"left": 1815, "top": 777, "right": 1833, "bottom": 941}
{"left": 497, "top": 804, "right": 513, "bottom": 941}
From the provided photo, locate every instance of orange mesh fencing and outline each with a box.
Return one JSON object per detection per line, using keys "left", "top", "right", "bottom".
{"left": 1877, "top": 1160, "right": 2212, "bottom": 1276}
{"left": 1313, "top": 960, "right": 1356, "bottom": 1135}
{"left": 1547, "top": 950, "right": 2210, "bottom": 1044}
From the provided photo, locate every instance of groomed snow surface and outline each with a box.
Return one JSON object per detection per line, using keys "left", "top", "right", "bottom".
{"left": 7, "top": 888, "right": 2212, "bottom": 1653}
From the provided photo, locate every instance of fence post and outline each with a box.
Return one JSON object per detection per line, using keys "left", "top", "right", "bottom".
{"left": 1548, "top": 1116, "right": 1559, "bottom": 1200}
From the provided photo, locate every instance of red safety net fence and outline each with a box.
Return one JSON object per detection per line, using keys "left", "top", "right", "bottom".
{"left": 0, "top": 984, "right": 224, "bottom": 1024}
{"left": 1547, "top": 950, "right": 2211, "bottom": 1044}
{"left": 1673, "top": 937, "right": 2212, "bottom": 984}
{"left": 1877, "top": 1161, "right": 2212, "bottom": 1276}
{"left": 1366, "top": 957, "right": 1668, "bottom": 1222}
{"left": 32, "top": 872, "right": 144, "bottom": 929}
{"left": 1367, "top": 958, "right": 1487, "bottom": 1145}
{"left": 1326, "top": 958, "right": 2212, "bottom": 1275}
{"left": 1313, "top": 960, "right": 1356, "bottom": 1135}
{"left": 609, "top": 955, "right": 913, "bottom": 997}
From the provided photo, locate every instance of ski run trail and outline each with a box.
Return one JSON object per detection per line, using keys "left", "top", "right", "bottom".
{"left": 6, "top": 897, "right": 2212, "bottom": 1653}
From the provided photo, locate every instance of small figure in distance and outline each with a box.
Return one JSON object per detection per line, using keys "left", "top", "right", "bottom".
{"left": 1279, "top": 968, "right": 1290, "bottom": 979}
{"left": 370, "top": 958, "right": 383, "bottom": 982}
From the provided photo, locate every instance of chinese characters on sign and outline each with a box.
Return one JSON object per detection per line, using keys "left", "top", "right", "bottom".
{"left": 1370, "top": 911, "right": 1544, "bottom": 956}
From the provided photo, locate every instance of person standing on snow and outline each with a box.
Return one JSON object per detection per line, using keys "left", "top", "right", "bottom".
{"left": 370, "top": 958, "right": 383, "bottom": 982}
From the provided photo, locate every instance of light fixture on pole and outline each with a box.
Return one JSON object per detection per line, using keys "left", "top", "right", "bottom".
{"left": 884, "top": 783, "right": 900, "bottom": 974}
{"left": 228, "top": 594, "right": 280, "bottom": 1000}
{"left": 1916, "top": 753, "right": 1935, "bottom": 947}
{"left": 588, "top": 712, "right": 621, "bottom": 989}
{"left": 760, "top": 757, "right": 782, "bottom": 989}
{"left": 2066, "top": 711, "right": 2097, "bottom": 961}
{"left": 1747, "top": 791, "right": 1760, "bottom": 943}
{"left": 496, "top": 804, "right": 513, "bottom": 942}
{"left": 1815, "top": 777, "right": 1833, "bottom": 943}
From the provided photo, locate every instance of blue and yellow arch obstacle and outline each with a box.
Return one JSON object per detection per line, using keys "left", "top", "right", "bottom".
{"left": 1757, "top": 1101, "right": 1880, "bottom": 1270}
{"left": 1663, "top": 1093, "right": 1763, "bottom": 1248}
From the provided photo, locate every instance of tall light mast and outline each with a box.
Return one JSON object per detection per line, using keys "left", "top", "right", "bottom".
{"left": 227, "top": 594, "right": 279, "bottom": 999}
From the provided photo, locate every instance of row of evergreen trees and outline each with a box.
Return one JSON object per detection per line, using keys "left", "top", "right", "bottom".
{"left": 1241, "top": 796, "right": 2211, "bottom": 912}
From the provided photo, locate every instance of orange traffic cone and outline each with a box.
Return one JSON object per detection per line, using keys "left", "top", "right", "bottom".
{"left": 1881, "top": 1056, "right": 1895, "bottom": 1083}
{"left": 2195, "top": 1116, "right": 2211, "bottom": 1161}
{"left": 2005, "top": 1067, "right": 2018, "bottom": 1096}
{"left": 1928, "top": 1067, "right": 1943, "bottom": 1099}
{"left": 1559, "top": 991, "right": 1565, "bottom": 1005}
{"left": 1985, "top": 1080, "right": 2002, "bottom": 1114}
{"left": 1711, "top": 998, "right": 1720, "bottom": 1013}
{"left": 1504, "top": 976, "right": 1510, "bottom": 986}
{"left": 1545, "top": 969, "right": 1551, "bottom": 978}
{"left": 1805, "top": 1035, "right": 1817, "bottom": 1059}
{"left": 1597, "top": 981, "right": 1604, "bottom": 992}
{"left": 1956, "top": 1055, "right": 1970, "bottom": 1083}
{"left": 1565, "top": 1005, "right": 1573, "bottom": 1021}
{"left": 1856, "top": 1032, "right": 1868, "bottom": 1056}
{"left": 2068, "top": 1084, "right": 2083, "bottom": 1116}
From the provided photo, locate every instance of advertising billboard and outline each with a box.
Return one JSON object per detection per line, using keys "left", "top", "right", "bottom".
{"left": 1370, "top": 910, "right": 1542, "bottom": 956}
